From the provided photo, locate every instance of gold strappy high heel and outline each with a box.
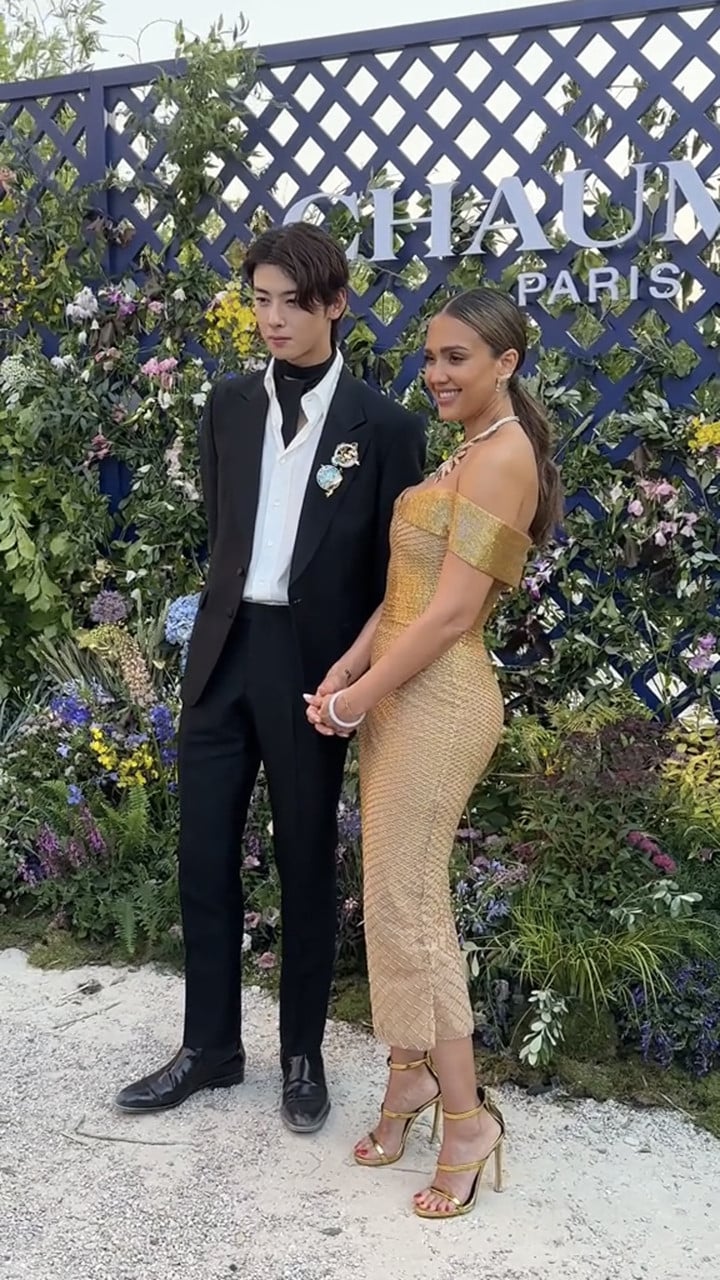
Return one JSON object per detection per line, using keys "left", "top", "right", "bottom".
{"left": 354, "top": 1054, "right": 442, "bottom": 1167}
{"left": 413, "top": 1087, "right": 505, "bottom": 1219}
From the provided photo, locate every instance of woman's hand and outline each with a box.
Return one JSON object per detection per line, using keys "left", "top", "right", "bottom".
{"left": 304, "top": 691, "right": 346, "bottom": 737}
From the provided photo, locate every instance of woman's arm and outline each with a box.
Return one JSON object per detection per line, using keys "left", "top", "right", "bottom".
{"left": 317, "top": 450, "right": 531, "bottom": 725}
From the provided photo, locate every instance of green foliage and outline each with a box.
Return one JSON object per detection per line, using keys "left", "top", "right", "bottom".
{"left": 503, "top": 896, "right": 685, "bottom": 1010}
{"left": 0, "top": 0, "right": 105, "bottom": 81}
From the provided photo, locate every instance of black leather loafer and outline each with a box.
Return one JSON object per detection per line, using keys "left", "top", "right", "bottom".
{"left": 115, "top": 1045, "right": 246, "bottom": 1113}
{"left": 280, "top": 1053, "right": 330, "bottom": 1133}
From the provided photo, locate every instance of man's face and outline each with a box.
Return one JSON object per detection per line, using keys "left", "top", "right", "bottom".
{"left": 252, "top": 264, "right": 345, "bottom": 365}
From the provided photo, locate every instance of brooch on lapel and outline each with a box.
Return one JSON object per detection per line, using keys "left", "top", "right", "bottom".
{"left": 316, "top": 442, "right": 360, "bottom": 497}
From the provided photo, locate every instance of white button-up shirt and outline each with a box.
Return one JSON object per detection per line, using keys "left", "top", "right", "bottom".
{"left": 243, "top": 350, "right": 344, "bottom": 605}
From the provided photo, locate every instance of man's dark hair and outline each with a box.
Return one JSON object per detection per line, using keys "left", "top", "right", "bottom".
{"left": 244, "top": 222, "right": 349, "bottom": 339}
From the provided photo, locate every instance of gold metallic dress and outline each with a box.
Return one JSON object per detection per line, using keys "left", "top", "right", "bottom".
{"left": 359, "top": 487, "right": 531, "bottom": 1048}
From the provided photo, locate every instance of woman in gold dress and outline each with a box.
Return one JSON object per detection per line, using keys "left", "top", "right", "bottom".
{"left": 306, "top": 289, "right": 562, "bottom": 1218}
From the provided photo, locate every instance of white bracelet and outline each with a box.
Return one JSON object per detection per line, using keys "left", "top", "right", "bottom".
{"left": 328, "top": 691, "right": 366, "bottom": 730}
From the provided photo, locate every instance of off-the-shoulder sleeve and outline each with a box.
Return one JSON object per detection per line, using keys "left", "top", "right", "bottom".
{"left": 448, "top": 493, "right": 531, "bottom": 587}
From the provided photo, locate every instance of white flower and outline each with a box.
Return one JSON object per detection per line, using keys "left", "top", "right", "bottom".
{"left": 172, "top": 287, "right": 187, "bottom": 302}
{"left": 50, "top": 355, "right": 75, "bottom": 373}
{"left": 0, "top": 353, "right": 42, "bottom": 404}
{"left": 242, "top": 932, "right": 252, "bottom": 953}
{"left": 77, "top": 330, "right": 87, "bottom": 346}
{"left": 65, "top": 287, "right": 98, "bottom": 324}
{"left": 192, "top": 391, "right": 208, "bottom": 407}
{"left": 164, "top": 436, "right": 200, "bottom": 502}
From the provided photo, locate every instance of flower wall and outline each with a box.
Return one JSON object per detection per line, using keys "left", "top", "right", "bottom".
{"left": 0, "top": 27, "right": 719, "bottom": 1090}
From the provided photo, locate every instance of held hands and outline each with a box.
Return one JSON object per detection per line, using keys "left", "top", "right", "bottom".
{"left": 304, "top": 691, "right": 347, "bottom": 737}
{"left": 304, "top": 664, "right": 365, "bottom": 737}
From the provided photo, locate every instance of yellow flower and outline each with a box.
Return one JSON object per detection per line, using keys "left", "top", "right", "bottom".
{"left": 89, "top": 728, "right": 119, "bottom": 772}
{"left": 204, "top": 285, "right": 257, "bottom": 359}
{"left": 688, "top": 416, "right": 720, "bottom": 453}
{"left": 116, "top": 745, "right": 159, "bottom": 788}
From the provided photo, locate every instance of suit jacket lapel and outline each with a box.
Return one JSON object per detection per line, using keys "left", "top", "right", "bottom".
{"left": 291, "top": 369, "right": 368, "bottom": 585}
{"left": 231, "top": 374, "right": 267, "bottom": 572}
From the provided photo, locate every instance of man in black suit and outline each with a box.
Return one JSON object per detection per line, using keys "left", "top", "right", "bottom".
{"left": 116, "top": 222, "right": 426, "bottom": 1131}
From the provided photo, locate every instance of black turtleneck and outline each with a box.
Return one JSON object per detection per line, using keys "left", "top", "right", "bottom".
{"left": 273, "top": 348, "right": 336, "bottom": 450}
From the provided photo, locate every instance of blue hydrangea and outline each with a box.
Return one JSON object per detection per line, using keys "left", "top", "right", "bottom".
{"left": 165, "top": 594, "right": 200, "bottom": 647}
{"left": 67, "top": 784, "right": 84, "bottom": 806}
{"left": 165, "top": 594, "right": 201, "bottom": 672}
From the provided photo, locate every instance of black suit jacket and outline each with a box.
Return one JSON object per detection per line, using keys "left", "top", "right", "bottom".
{"left": 181, "top": 366, "right": 426, "bottom": 706}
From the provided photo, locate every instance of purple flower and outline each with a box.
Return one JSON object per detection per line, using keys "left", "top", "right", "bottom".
{"left": 18, "top": 856, "right": 46, "bottom": 886}
{"left": 50, "top": 693, "right": 91, "bottom": 729}
{"left": 33, "top": 824, "right": 63, "bottom": 878}
{"left": 150, "top": 704, "right": 175, "bottom": 744}
{"left": 337, "top": 804, "right": 361, "bottom": 843}
{"left": 90, "top": 590, "right": 129, "bottom": 625}
{"left": 57, "top": 743, "right": 71, "bottom": 758}
{"left": 66, "top": 837, "right": 84, "bottom": 867}
{"left": 79, "top": 807, "right": 106, "bottom": 855}
{"left": 67, "top": 784, "right": 84, "bottom": 806}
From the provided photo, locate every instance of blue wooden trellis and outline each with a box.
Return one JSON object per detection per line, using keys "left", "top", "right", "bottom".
{"left": 1, "top": 0, "right": 719, "bottom": 716}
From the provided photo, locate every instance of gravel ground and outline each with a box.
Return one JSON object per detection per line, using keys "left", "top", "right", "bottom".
{"left": 2, "top": 946, "right": 719, "bottom": 1280}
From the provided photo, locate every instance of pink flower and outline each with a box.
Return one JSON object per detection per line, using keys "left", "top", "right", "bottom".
{"left": 653, "top": 852, "right": 677, "bottom": 876}
{"left": 140, "top": 355, "right": 179, "bottom": 391}
{"left": 639, "top": 478, "right": 678, "bottom": 505}
{"left": 244, "top": 911, "right": 261, "bottom": 929}
{"left": 242, "top": 854, "right": 260, "bottom": 870}
{"left": 147, "top": 300, "right": 164, "bottom": 315}
{"left": 85, "top": 433, "right": 113, "bottom": 465}
{"left": 679, "top": 512, "right": 699, "bottom": 536}
{"left": 653, "top": 520, "right": 678, "bottom": 547}
{"left": 687, "top": 633, "right": 718, "bottom": 674}
{"left": 257, "top": 951, "right": 276, "bottom": 971}
{"left": 627, "top": 499, "right": 644, "bottom": 517}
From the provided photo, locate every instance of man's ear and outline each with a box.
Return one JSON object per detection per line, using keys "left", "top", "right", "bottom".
{"left": 328, "top": 289, "right": 348, "bottom": 321}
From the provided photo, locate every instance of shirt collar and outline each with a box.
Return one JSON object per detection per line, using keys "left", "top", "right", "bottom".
{"left": 264, "top": 348, "right": 343, "bottom": 418}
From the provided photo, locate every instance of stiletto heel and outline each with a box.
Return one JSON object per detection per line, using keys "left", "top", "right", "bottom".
{"left": 430, "top": 1098, "right": 441, "bottom": 1144}
{"left": 493, "top": 1138, "right": 504, "bottom": 1192}
{"left": 353, "top": 1054, "right": 441, "bottom": 1168}
{"left": 413, "top": 1087, "right": 506, "bottom": 1220}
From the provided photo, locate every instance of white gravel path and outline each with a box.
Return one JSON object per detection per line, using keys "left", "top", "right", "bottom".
{"left": 2, "top": 947, "right": 719, "bottom": 1280}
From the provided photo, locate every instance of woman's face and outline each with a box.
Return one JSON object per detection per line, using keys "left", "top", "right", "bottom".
{"left": 423, "top": 312, "right": 518, "bottom": 423}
